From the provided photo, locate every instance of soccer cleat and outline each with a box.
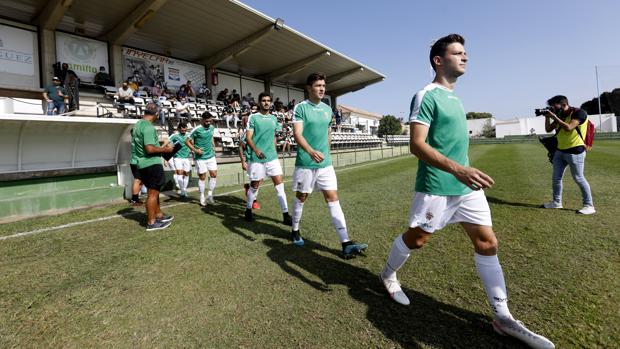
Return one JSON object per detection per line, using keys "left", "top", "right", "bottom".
{"left": 341, "top": 241, "right": 368, "bottom": 259}
{"left": 282, "top": 212, "right": 292, "bottom": 226}
{"left": 157, "top": 214, "right": 174, "bottom": 223}
{"left": 492, "top": 316, "right": 555, "bottom": 349}
{"left": 129, "top": 199, "right": 144, "bottom": 207}
{"left": 542, "top": 201, "right": 563, "bottom": 209}
{"left": 207, "top": 196, "right": 215, "bottom": 204}
{"left": 252, "top": 200, "right": 261, "bottom": 210}
{"left": 244, "top": 208, "right": 254, "bottom": 222}
{"left": 576, "top": 205, "right": 595, "bottom": 215}
{"left": 379, "top": 273, "right": 410, "bottom": 306}
{"left": 146, "top": 220, "right": 172, "bottom": 231}
{"left": 291, "top": 230, "right": 304, "bottom": 246}
{"left": 200, "top": 194, "right": 206, "bottom": 206}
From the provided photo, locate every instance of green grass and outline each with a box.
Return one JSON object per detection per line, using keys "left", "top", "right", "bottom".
{"left": 0, "top": 141, "right": 618, "bottom": 348}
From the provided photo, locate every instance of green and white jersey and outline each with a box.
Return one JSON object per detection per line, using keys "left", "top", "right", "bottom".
{"left": 239, "top": 133, "right": 251, "bottom": 160}
{"left": 410, "top": 83, "right": 471, "bottom": 196}
{"left": 247, "top": 112, "right": 281, "bottom": 163}
{"left": 188, "top": 125, "right": 215, "bottom": 160}
{"left": 293, "top": 100, "right": 332, "bottom": 169}
{"left": 169, "top": 133, "right": 191, "bottom": 159}
{"left": 131, "top": 119, "right": 161, "bottom": 169}
{"left": 130, "top": 128, "right": 138, "bottom": 165}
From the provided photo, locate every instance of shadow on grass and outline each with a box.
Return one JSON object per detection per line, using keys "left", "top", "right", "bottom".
{"left": 116, "top": 207, "right": 145, "bottom": 227}
{"left": 262, "top": 237, "right": 526, "bottom": 349}
{"left": 487, "top": 195, "right": 549, "bottom": 209}
{"left": 201, "top": 195, "right": 291, "bottom": 242}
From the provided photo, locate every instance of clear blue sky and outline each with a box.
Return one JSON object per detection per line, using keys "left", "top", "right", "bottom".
{"left": 243, "top": 0, "right": 620, "bottom": 120}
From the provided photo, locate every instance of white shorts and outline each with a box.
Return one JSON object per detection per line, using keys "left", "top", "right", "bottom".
{"left": 248, "top": 159, "right": 283, "bottom": 181}
{"left": 408, "top": 190, "right": 492, "bottom": 233}
{"left": 167, "top": 158, "right": 176, "bottom": 170}
{"left": 196, "top": 157, "right": 217, "bottom": 174}
{"left": 173, "top": 157, "right": 191, "bottom": 172}
{"left": 292, "top": 166, "right": 337, "bottom": 194}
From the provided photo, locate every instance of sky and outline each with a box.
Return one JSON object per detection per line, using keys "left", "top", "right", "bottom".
{"left": 242, "top": 0, "right": 620, "bottom": 120}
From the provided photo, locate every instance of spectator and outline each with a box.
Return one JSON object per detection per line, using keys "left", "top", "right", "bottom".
{"left": 184, "top": 80, "right": 195, "bottom": 97}
{"left": 42, "top": 76, "right": 68, "bottom": 115}
{"left": 175, "top": 96, "right": 192, "bottom": 122}
{"left": 224, "top": 106, "right": 235, "bottom": 129}
{"left": 334, "top": 108, "right": 343, "bottom": 131}
{"left": 58, "top": 63, "right": 80, "bottom": 111}
{"left": 274, "top": 97, "right": 283, "bottom": 110}
{"left": 287, "top": 99, "right": 296, "bottom": 110}
{"left": 94, "top": 66, "right": 113, "bottom": 86}
{"left": 117, "top": 81, "right": 135, "bottom": 104}
{"left": 216, "top": 88, "right": 229, "bottom": 103}
{"left": 198, "top": 83, "right": 211, "bottom": 99}
{"left": 230, "top": 89, "right": 241, "bottom": 104}
{"left": 177, "top": 84, "right": 188, "bottom": 99}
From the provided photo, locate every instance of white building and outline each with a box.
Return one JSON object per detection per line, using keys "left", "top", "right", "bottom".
{"left": 496, "top": 114, "right": 617, "bottom": 138}
{"left": 467, "top": 118, "right": 495, "bottom": 137}
{"left": 338, "top": 105, "right": 383, "bottom": 135}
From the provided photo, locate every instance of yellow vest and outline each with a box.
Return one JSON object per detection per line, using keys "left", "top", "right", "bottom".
{"left": 557, "top": 110, "right": 588, "bottom": 150}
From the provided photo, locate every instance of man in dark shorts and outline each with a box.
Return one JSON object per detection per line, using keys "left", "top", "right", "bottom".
{"left": 132, "top": 103, "right": 175, "bottom": 231}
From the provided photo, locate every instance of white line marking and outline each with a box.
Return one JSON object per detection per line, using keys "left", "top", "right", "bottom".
{"left": 1, "top": 156, "right": 406, "bottom": 241}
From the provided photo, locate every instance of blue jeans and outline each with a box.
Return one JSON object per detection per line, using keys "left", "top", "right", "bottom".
{"left": 551, "top": 151, "right": 593, "bottom": 206}
{"left": 46, "top": 100, "right": 65, "bottom": 115}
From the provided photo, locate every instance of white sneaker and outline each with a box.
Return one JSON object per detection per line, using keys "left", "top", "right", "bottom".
{"left": 543, "top": 201, "right": 563, "bottom": 209}
{"left": 200, "top": 194, "right": 206, "bottom": 206}
{"left": 207, "top": 196, "right": 215, "bottom": 204}
{"left": 577, "top": 205, "right": 595, "bottom": 215}
{"left": 493, "top": 316, "right": 555, "bottom": 349}
{"left": 379, "top": 273, "right": 410, "bottom": 306}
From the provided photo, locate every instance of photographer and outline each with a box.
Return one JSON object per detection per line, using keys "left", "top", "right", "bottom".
{"left": 541, "top": 95, "right": 595, "bottom": 215}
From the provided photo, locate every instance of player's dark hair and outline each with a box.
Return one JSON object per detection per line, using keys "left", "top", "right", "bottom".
{"left": 144, "top": 102, "right": 158, "bottom": 115}
{"left": 547, "top": 95, "right": 569, "bottom": 106}
{"left": 201, "top": 111, "right": 213, "bottom": 119}
{"left": 178, "top": 122, "right": 188, "bottom": 129}
{"left": 258, "top": 92, "right": 271, "bottom": 102}
{"left": 429, "top": 34, "right": 465, "bottom": 71}
{"left": 306, "top": 72, "right": 326, "bottom": 86}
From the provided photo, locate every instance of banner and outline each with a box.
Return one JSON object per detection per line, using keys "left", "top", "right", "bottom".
{"left": 56, "top": 32, "right": 109, "bottom": 82}
{"left": 0, "top": 24, "right": 38, "bottom": 88}
{"left": 121, "top": 47, "right": 205, "bottom": 91}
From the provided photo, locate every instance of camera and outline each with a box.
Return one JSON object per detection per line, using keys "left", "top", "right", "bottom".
{"left": 534, "top": 107, "right": 552, "bottom": 116}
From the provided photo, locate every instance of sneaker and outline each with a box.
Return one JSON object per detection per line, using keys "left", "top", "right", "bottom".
{"left": 146, "top": 220, "right": 172, "bottom": 231}
{"left": 379, "top": 273, "right": 410, "bottom": 306}
{"left": 157, "top": 214, "right": 174, "bottom": 223}
{"left": 291, "top": 230, "right": 304, "bottom": 246}
{"left": 492, "top": 316, "right": 555, "bottom": 349}
{"left": 243, "top": 183, "right": 249, "bottom": 197}
{"left": 282, "top": 212, "right": 292, "bottom": 226}
{"left": 200, "top": 194, "right": 206, "bottom": 206}
{"left": 341, "top": 241, "right": 368, "bottom": 259}
{"left": 245, "top": 208, "right": 254, "bottom": 222}
{"left": 542, "top": 201, "right": 563, "bottom": 209}
{"left": 207, "top": 196, "right": 215, "bottom": 204}
{"left": 129, "top": 199, "right": 144, "bottom": 207}
{"left": 576, "top": 205, "right": 596, "bottom": 215}
{"left": 252, "top": 200, "right": 261, "bottom": 210}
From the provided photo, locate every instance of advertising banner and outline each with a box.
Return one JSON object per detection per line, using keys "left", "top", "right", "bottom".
{"left": 56, "top": 32, "right": 109, "bottom": 82}
{"left": 0, "top": 24, "right": 39, "bottom": 88}
{"left": 121, "top": 47, "right": 205, "bottom": 91}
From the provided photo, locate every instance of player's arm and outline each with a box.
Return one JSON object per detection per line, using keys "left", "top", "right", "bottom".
{"left": 293, "top": 122, "right": 324, "bottom": 163}
{"left": 185, "top": 136, "right": 203, "bottom": 155}
{"left": 409, "top": 123, "right": 494, "bottom": 190}
{"left": 245, "top": 129, "right": 264, "bottom": 159}
{"left": 545, "top": 110, "right": 581, "bottom": 132}
{"left": 238, "top": 141, "right": 248, "bottom": 170}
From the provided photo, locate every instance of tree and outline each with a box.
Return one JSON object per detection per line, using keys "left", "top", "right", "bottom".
{"left": 466, "top": 112, "right": 493, "bottom": 120}
{"left": 480, "top": 119, "right": 496, "bottom": 138}
{"left": 378, "top": 115, "right": 402, "bottom": 136}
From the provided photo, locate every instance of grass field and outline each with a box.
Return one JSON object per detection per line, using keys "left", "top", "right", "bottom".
{"left": 1, "top": 141, "right": 618, "bottom": 348}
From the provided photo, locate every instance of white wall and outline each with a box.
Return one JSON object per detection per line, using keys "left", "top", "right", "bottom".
{"left": 496, "top": 114, "right": 617, "bottom": 138}
{"left": 467, "top": 118, "right": 495, "bottom": 137}
{"left": 241, "top": 77, "right": 264, "bottom": 100}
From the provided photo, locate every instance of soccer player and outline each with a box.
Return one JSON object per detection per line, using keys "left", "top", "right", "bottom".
{"left": 244, "top": 92, "right": 292, "bottom": 225}
{"left": 131, "top": 103, "right": 175, "bottom": 231}
{"left": 379, "top": 34, "right": 554, "bottom": 349}
{"left": 238, "top": 129, "right": 260, "bottom": 210}
{"left": 128, "top": 127, "right": 144, "bottom": 206}
{"left": 185, "top": 112, "right": 217, "bottom": 206}
{"left": 168, "top": 122, "right": 192, "bottom": 198}
{"left": 290, "top": 72, "right": 368, "bottom": 259}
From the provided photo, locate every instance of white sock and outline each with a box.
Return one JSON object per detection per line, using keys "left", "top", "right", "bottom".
{"left": 274, "top": 183, "right": 288, "bottom": 213}
{"left": 208, "top": 177, "right": 216, "bottom": 197}
{"left": 291, "top": 197, "right": 304, "bottom": 231}
{"left": 175, "top": 175, "right": 184, "bottom": 191}
{"left": 474, "top": 253, "right": 512, "bottom": 319}
{"left": 183, "top": 176, "right": 189, "bottom": 192}
{"left": 198, "top": 179, "right": 205, "bottom": 196}
{"left": 382, "top": 234, "right": 410, "bottom": 280}
{"left": 327, "top": 201, "right": 349, "bottom": 243}
{"left": 173, "top": 174, "right": 180, "bottom": 189}
{"left": 247, "top": 187, "right": 259, "bottom": 209}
